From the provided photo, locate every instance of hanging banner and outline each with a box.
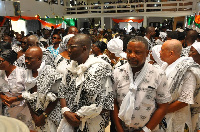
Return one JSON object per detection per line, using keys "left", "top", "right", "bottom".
{"left": 187, "top": 16, "right": 195, "bottom": 25}
{"left": 38, "top": 19, "right": 62, "bottom": 28}
{"left": 4, "top": 16, "right": 76, "bottom": 28}
{"left": 4, "top": 16, "right": 20, "bottom": 21}
{"left": 112, "top": 18, "right": 143, "bottom": 23}
{"left": 40, "top": 18, "right": 64, "bottom": 24}
{"left": 63, "top": 19, "right": 75, "bottom": 26}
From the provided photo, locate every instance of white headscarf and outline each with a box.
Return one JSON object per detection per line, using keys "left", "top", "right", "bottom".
{"left": 63, "top": 34, "right": 75, "bottom": 44}
{"left": 192, "top": 41, "right": 200, "bottom": 54}
{"left": 107, "top": 37, "right": 127, "bottom": 58}
{"left": 152, "top": 45, "right": 164, "bottom": 66}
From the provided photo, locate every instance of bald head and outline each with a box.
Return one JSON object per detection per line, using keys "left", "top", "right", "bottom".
{"left": 27, "top": 35, "right": 39, "bottom": 47}
{"left": 163, "top": 39, "right": 182, "bottom": 56}
{"left": 146, "top": 26, "right": 155, "bottom": 34}
{"left": 160, "top": 39, "right": 182, "bottom": 64}
{"left": 68, "top": 26, "right": 78, "bottom": 35}
{"left": 25, "top": 46, "right": 43, "bottom": 70}
{"left": 72, "top": 34, "right": 92, "bottom": 50}
{"left": 26, "top": 46, "right": 43, "bottom": 60}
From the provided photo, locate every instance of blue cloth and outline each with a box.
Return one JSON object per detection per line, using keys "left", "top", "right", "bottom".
{"left": 47, "top": 46, "right": 60, "bottom": 58}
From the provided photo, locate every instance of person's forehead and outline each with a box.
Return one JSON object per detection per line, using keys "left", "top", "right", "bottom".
{"left": 128, "top": 41, "right": 145, "bottom": 49}
{"left": 53, "top": 34, "right": 60, "bottom": 38}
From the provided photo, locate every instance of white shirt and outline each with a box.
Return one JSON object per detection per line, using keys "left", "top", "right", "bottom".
{"left": 113, "top": 63, "right": 171, "bottom": 129}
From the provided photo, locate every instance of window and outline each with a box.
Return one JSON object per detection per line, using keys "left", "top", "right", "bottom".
{"left": 60, "top": 0, "right": 64, "bottom": 5}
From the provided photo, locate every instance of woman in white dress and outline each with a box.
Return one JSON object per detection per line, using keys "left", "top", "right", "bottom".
{"left": 0, "top": 49, "right": 33, "bottom": 130}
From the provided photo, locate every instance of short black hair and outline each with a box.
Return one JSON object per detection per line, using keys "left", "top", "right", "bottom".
{"left": 167, "top": 31, "right": 178, "bottom": 39}
{"left": 94, "top": 41, "right": 107, "bottom": 53}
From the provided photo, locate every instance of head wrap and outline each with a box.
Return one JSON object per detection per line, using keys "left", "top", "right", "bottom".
{"left": 0, "top": 49, "right": 17, "bottom": 64}
{"left": 192, "top": 41, "right": 200, "bottom": 54}
{"left": 152, "top": 45, "right": 164, "bottom": 66}
{"left": 107, "top": 37, "right": 127, "bottom": 58}
{"left": 63, "top": 34, "right": 75, "bottom": 44}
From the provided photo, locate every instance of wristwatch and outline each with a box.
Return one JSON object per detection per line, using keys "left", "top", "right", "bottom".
{"left": 42, "top": 112, "right": 48, "bottom": 118}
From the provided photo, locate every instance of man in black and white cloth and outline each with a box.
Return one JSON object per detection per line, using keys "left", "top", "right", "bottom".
{"left": 22, "top": 46, "right": 62, "bottom": 132}
{"left": 57, "top": 34, "right": 114, "bottom": 132}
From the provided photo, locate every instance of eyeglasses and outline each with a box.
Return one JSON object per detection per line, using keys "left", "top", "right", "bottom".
{"left": 52, "top": 37, "right": 59, "bottom": 39}
{"left": 67, "top": 45, "right": 79, "bottom": 49}
{"left": 20, "top": 41, "right": 27, "bottom": 44}
{"left": 0, "top": 60, "right": 5, "bottom": 64}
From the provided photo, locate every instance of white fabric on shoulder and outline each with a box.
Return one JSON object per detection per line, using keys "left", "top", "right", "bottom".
{"left": 165, "top": 57, "right": 193, "bottom": 78}
{"left": 192, "top": 41, "right": 200, "bottom": 54}
{"left": 63, "top": 55, "right": 112, "bottom": 104}
{"left": 118, "top": 61, "right": 149, "bottom": 126}
{"left": 24, "top": 61, "right": 45, "bottom": 91}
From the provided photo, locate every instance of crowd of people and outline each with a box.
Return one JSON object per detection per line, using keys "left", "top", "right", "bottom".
{"left": 0, "top": 25, "right": 200, "bottom": 132}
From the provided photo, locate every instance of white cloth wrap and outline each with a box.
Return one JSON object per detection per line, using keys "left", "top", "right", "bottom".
{"left": 152, "top": 45, "right": 164, "bottom": 66}
{"left": 61, "top": 107, "right": 70, "bottom": 114}
{"left": 57, "top": 118, "right": 74, "bottom": 132}
{"left": 63, "top": 34, "right": 75, "bottom": 44}
{"left": 36, "top": 92, "right": 57, "bottom": 111}
{"left": 0, "top": 70, "right": 7, "bottom": 89}
{"left": 118, "top": 61, "right": 148, "bottom": 126}
{"left": 58, "top": 104, "right": 102, "bottom": 132}
{"left": 76, "top": 104, "right": 102, "bottom": 131}
{"left": 22, "top": 91, "right": 37, "bottom": 100}
{"left": 63, "top": 55, "right": 112, "bottom": 104}
{"left": 164, "top": 57, "right": 194, "bottom": 131}
{"left": 24, "top": 61, "right": 45, "bottom": 91}
{"left": 107, "top": 37, "right": 127, "bottom": 58}
{"left": 192, "top": 41, "right": 200, "bottom": 54}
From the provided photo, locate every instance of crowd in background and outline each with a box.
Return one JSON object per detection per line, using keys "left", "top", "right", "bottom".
{"left": 0, "top": 25, "right": 200, "bottom": 132}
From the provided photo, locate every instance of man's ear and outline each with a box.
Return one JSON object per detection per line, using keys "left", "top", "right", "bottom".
{"left": 82, "top": 45, "right": 87, "bottom": 52}
{"left": 170, "top": 50, "right": 174, "bottom": 56}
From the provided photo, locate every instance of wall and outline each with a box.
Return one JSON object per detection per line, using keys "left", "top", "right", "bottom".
{"left": 0, "top": 0, "right": 67, "bottom": 17}
{"left": 0, "top": 1, "right": 15, "bottom": 16}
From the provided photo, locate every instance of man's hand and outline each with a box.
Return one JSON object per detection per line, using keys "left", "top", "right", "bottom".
{"left": 4, "top": 97, "right": 17, "bottom": 105}
{"left": 32, "top": 114, "right": 46, "bottom": 127}
{"left": 63, "top": 111, "right": 80, "bottom": 127}
{"left": 0, "top": 94, "right": 10, "bottom": 106}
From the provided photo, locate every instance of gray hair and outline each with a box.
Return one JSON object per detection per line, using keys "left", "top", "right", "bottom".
{"left": 129, "top": 36, "right": 149, "bottom": 50}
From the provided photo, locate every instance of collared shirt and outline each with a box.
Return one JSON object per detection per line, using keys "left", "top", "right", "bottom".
{"left": 113, "top": 63, "right": 171, "bottom": 129}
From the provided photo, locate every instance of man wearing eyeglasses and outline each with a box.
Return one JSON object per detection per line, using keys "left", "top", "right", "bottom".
{"left": 47, "top": 34, "right": 62, "bottom": 58}
{"left": 57, "top": 34, "right": 114, "bottom": 132}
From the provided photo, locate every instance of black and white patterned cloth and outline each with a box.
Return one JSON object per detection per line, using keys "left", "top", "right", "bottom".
{"left": 58, "top": 55, "right": 114, "bottom": 131}
{"left": 164, "top": 57, "right": 200, "bottom": 132}
{"left": 22, "top": 65, "right": 62, "bottom": 130}
{"left": 97, "top": 54, "right": 111, "bottom": 65}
